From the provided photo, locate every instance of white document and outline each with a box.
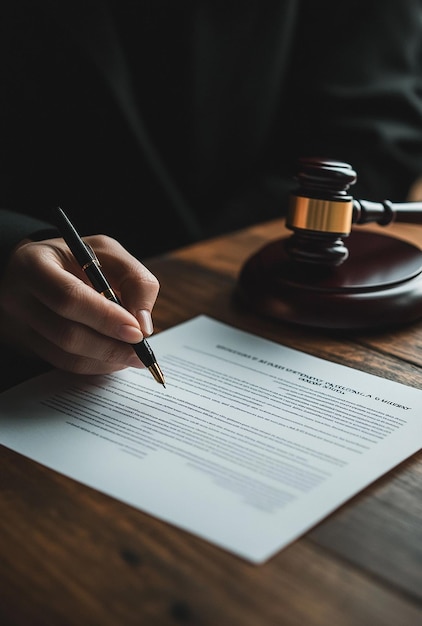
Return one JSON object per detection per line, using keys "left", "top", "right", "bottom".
{"left": 0, "top": 315, "right": 421, "bottom": 563}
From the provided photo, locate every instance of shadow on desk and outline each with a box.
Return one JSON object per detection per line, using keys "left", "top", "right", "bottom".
{"left": 1, "top": 345, "right": 52, "bottom": 393}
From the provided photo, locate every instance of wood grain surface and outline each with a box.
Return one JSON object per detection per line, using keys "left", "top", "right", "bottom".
{"left": 0, "top": 219, "right": 421, "bottom": 626}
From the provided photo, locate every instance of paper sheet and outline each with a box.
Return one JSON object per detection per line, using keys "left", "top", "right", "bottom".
{"left": 0, "top": 315, "right": 421, "bottom": 563}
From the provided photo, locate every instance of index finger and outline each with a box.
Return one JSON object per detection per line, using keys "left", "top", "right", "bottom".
{"left": 82, "top": 235, "right": 160, "bottom": 329}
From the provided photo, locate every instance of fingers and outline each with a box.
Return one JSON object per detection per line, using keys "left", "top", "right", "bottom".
{"left": 11, "top": 325, "right": 140, "bottom": 375}
{"left": 25, "top": 330, "right": 143, "bottom": 376}
{"left": 0, "top": 235, "right": 161, "bottom": 374}
{"left": 30, "top": 236, "right": 158, "bottom": 333}
{"left": 15, "top": 296, "right": 144, "bottom": 372}
{"left": 48, "top": 235, "right": 159, "bottom": 337}
{"left": 87, "top": 235, "right": 160, "bottom": 336}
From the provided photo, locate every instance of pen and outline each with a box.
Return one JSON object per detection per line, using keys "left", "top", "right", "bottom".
{"left": 55, "top": 206, "right": 166, "bottom": 387}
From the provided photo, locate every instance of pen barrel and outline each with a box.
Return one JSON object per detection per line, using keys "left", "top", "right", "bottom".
{"left": 55, "top": 207, "right": 164, "bottom": 384}
{"left": 84, "top": 264, "right": 120, "bottom": 304}
{"left": 133, "top": 340, "right": 155, "bottom": 367}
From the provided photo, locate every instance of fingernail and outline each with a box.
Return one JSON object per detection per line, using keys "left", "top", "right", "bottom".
{"left": 119, "top": 324, "right": 143, "bottom": 343}
{"left": 137, "top": 309, "right": 154, "bottom": 336}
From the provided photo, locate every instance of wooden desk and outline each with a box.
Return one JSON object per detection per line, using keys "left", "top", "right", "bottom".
{"left": 1, "top": 220, "right": 421, "bottom": 625}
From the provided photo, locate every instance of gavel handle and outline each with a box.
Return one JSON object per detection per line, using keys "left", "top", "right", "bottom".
{"left": 353, "top": 199, "right": 422, "bottom": 226}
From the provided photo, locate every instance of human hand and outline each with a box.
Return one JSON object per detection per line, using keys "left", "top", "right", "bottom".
{"left": 0, "top": 235, "right": 160, "bottom": 375}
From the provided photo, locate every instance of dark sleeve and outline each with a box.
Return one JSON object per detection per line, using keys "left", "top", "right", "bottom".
{"left": 286, "top": 0, "right": 422, "bottom": 201}
{"left": 0, "top": 209, "right": 59, "bottom": 273}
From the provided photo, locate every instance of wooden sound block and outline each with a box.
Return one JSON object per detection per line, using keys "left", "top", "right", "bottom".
{"left": 236, "top": 231, "right": 422, "bottom": 330}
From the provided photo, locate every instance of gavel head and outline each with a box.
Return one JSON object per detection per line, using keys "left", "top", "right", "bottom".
{"left": 285, "top": 157, "right": 357, "bottom": 266}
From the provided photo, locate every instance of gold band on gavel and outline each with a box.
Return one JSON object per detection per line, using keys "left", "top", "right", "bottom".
{"left": 287, "top": 195, "right": 354, "bottom": 235}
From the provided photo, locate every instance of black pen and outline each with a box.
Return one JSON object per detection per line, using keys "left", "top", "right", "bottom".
{"left": 55, "top": 206, "right": 165, "bottom": 387}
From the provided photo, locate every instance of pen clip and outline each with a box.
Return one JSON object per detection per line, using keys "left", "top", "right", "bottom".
{"left": 82, "top": 241, "right": 102, "bottom": 271}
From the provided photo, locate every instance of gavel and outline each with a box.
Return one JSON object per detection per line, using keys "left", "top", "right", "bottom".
{"left": 285, "top": 157, "right": 422, "bottom": 266}
{"left": 237, "top": 157, "right": 422, "bottom": 329}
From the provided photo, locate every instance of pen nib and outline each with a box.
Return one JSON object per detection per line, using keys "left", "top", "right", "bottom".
{"left": 149, "top": 362, "right": 166, "bottom": 387}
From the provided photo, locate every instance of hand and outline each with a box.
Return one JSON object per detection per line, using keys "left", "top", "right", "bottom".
{"left": 0, "top": 235, "right": 160, "bottom": 375}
